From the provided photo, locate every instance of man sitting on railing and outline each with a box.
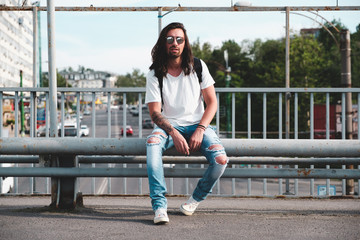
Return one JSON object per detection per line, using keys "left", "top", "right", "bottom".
{"left": 145, "top": 22, "right": 229, "bottom": 224}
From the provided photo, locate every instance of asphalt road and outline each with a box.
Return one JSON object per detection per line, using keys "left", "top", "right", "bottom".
{"left": 81, "top": 107, "right": 153, "bottom": 138}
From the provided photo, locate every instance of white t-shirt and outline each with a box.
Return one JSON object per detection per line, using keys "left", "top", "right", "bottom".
{"left": 145, "top": 59, "right": 215, "bottom": 126}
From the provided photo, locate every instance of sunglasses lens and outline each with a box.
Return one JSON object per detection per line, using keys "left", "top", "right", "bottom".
{"left": 176, "top": 37, "right": 184, "bottom": 44}
{"left": 166, "top": 37, "right": 174, "bottom": 44}
{"left": 166, "top": 36, "right": 184, "bottom": 44}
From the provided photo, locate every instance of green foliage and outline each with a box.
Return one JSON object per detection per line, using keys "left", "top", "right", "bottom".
{"left": 41, "top": 70, "right": 69, "bottom": 87}
{"left": 115, "top": 69, "right": 146, "bottom": 88}
{"left": 351, "top": 24, "right": 360, "bottom": 88}
{"left": 115, "top": 69, "right": 146, "bottom": 104}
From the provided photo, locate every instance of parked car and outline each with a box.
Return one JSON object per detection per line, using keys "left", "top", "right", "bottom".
{"left": 80, "top": 125, "right": 89, "bottom": 137}
{"left": 121, "top": 125, "right": 133, "bottom": 136}
{"left": 143, "top": 118, "right": 154, "bottom": 129}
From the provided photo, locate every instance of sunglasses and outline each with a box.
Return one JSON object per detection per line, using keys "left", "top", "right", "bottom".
{"left": 166, "top": 36, "right": 185, "bottom": 45}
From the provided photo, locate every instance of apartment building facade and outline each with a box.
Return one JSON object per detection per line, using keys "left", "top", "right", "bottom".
{"left": 0, "top": 0, "right": 34, "bottom": 88}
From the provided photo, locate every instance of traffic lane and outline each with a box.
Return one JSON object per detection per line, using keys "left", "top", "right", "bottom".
{"left": 81, "top": 108, "right": 153, "bottom": 138}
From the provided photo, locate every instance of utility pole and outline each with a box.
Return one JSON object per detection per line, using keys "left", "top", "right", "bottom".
{"left": 340, "top": 29, "right": 354, "bottom": 195}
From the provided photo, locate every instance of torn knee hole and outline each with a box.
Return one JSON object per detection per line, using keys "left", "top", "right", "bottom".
{"left": 147, "top": 132, "right": 166, "bottom": 144}
{"left": 215, "top": 155, "right": 228, "bottom": 165}
{"left": 147, "top": 137, "right": 161, "bottom": 144}
{"left": 209, "top": 144, "right": 223, "bottom": 151}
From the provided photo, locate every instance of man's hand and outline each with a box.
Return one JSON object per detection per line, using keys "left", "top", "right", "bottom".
{"left": 171, "top": 130, "right": 190, "bottom": 155}
{"left": 148, "top": 102, "right": 190, "bottom": 155}
{"left": 189, "top": 128, "right": 205, "bottom": 152}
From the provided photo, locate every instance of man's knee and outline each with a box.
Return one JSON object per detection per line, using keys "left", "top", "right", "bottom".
{"left": 215, "top": 154, "right": 228, "bottom": 165}
{"left": 147, "top": 132, "right": 167, "bottom": 144}
{"left": 208, "top": 144, "right": 228, "bottom": 165}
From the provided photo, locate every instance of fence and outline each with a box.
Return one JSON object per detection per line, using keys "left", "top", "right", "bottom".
{"left": 1, "top": 87, "right": 360, "bottom": 204}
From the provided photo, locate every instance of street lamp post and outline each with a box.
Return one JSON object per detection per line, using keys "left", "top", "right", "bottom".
{"left": 157, "top": 5, "right": 180, "bottom": 36}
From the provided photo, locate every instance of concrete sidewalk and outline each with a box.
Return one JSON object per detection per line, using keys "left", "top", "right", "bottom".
{"left": 0, "top": 196, "right": 359, "bottom": 240}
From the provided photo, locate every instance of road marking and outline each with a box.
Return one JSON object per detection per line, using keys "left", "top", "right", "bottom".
{"left": 97, "top": 177, "right": 108, "bottom": 194}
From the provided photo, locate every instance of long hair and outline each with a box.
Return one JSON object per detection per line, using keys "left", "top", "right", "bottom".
{"left": 150, "top": 22, "right": 194, "bottom": 79}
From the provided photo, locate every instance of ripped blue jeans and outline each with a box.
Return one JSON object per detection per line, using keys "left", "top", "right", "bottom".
{"left": 146, "top": 124, "right": 228, "bottom": 211}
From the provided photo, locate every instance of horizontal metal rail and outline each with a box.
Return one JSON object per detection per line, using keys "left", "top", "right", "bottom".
{"left": 1, "top": 6, "right": 359, "bottom": 12}
{"left": 2, "top": 155, "right": 360, "bottom": 165}
{"left": 0, "top": 138, "right": 359, "bottom": 157}
{"left": 0, "top": 167, "right": 359, "bottom": 179}
{"left": 3, "top": 87, "right": 360, "bottom": 93}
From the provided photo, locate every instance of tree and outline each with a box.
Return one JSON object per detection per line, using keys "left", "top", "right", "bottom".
{"left": 115, "top": 69, "right": 146, "bottom": 104}
{"left": 351, "top": 24, "right": 360, "bottom": 88}
{"left": 316, "top": 20, "right": 347, "bottom": 88}
{"left": 115, "top": 69, "right": 146, "bottom": 88}
{"left": 191, "top": 38, "right": 213, "bottom": 62}
{"left": 42, "top": 70, "right": 69, "bottom": 87}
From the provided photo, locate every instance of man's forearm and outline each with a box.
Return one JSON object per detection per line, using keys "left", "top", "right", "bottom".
{"left": 151, "top": 111, "right": 174, "bottom": 134}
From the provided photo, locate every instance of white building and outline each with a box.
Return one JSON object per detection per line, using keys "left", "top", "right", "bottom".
{"left": 58, "top": 68, "right": 117, "bottom": 105}
{"left": 59, "top": 69, "right": 117, "bottom": 89}
{"left": 0, "top": 0, "right": 34, "bottom": 88}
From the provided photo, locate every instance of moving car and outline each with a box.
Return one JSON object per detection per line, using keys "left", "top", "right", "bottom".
{"left": 143, "top": 118, "right": 154, "bottom": 129}
{"left": 80, "top": 125, "right": 89, "bottom": 137}
{"left": 83, "top": 110, "right": 91, "bottom": 115}
{"left": 58, "top": 119, "right": 78, "bottom": 137}
{"left": 121, "top": 125, "right": 133, "bottom": 136}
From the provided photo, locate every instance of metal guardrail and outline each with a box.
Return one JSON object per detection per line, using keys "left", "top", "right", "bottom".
{"left": 0, "top": 138, "right": 359, "bottom": 182}
{"left": 1, "top": 6, "right": 359, "bottom": 12}
{"left": 0, "top": 138, "right": 360, "bottom": 157}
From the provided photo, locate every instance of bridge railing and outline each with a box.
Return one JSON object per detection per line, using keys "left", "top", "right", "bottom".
{"left": 1, "top": 87, "right": 360, "bottom": 206}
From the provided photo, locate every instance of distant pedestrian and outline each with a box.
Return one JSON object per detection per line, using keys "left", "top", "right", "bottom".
{"left": 10, "top": 122, "right": 13, "bottom": 131}
{"left": 145, "top": 22, "right": 228, "bottom": 224}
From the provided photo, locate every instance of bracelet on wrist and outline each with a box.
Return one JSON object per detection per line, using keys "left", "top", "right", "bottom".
{"left": 197, "top": 124, "right": 207, "bottom": 130}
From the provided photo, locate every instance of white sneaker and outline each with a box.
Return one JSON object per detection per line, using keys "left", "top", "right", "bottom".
{"left": 154, "top": 208, "right": 169, "bottom": 224}
{"left": 180, "top": 196, "right": 199, "bottom": 216}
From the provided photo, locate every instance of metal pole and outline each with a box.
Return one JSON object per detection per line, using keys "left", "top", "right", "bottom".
{"left": 224, "top": 50, "right": 231, "bottom": 137}
{"left": 158, "top": 7, "right": 162, "bottom": 36}
{"left": 284, "top": 7, "right": 292, "bottom": 194}
{"left": 47, "top": 0, "right": 58, "bottom": 137}
{"left": 20, "top": 71, "right": 25, "bottom": 137}
{"left": 285, "top": 7, "right": 290, "bottom": 138}
{"left": 38, "top": 5, "right": 42, "bottom": 87}
{"left": 340, "top": 29, "right": 354, "bottom": 195}
{"left": 32, "top": 5, "right": 38, "bottom": 87}
{"left": 226, "top": 71, "right": 231, "bottom": 137}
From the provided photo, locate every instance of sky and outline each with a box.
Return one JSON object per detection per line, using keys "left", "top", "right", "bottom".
{"left": 35, "top": 0, "right": 359, "bottom": 75}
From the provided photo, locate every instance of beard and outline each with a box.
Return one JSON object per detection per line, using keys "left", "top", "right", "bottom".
{"left": 168, "top": 53, "right": 181, "bottom": 59}
{"left": 168, "top": 47, "right": 182, "bottom": 58}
